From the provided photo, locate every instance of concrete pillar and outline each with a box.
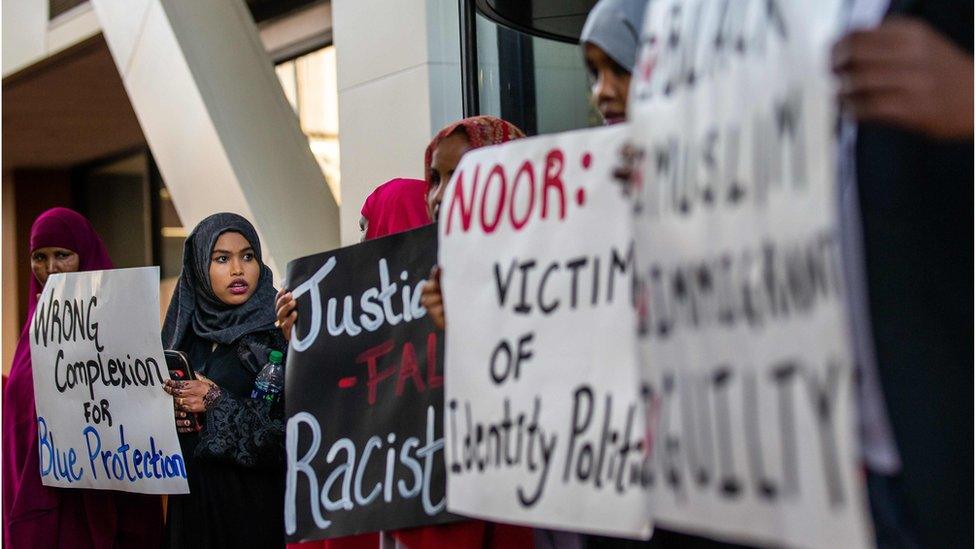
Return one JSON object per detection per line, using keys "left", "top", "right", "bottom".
{"left": 332, "top": 0, "right": 463, "bottom": 245}
{"left": 90, "top": 0, "right": 340, "bottom": 277}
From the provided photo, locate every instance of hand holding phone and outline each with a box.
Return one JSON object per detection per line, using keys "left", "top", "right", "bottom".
{"left": 164, "top": 350, "right": 202, "bottom": 433}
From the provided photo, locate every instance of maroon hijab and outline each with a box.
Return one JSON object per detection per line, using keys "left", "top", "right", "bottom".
{"left": 2, "top": 208, "right": 162, "bottom": 549}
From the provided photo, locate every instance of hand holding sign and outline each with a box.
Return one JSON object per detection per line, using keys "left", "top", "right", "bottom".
{"left": 276, "top": 287, "right": 298, "bottom": 341}
{"left": 419, "top": 266, "right": 445, "bottom": 330}
{"left": 29, "top": 267, "right": 189, "bottom": 494}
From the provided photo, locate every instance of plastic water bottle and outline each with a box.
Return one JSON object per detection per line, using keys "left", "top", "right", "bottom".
{"left": 251, "top": 350, "right": 284, "bottom": 404}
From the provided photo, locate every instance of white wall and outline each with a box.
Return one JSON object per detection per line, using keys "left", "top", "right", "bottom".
{"left": 2, "top": 0, "right": 102, "bottom": 76}
{"left": 3, "top": 0, "right": 48, "bottom": 75}
{"left": 332, "top": 0, "right": 462, "bottom": 245}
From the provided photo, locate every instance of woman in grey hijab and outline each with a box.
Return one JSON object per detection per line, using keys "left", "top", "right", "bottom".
{"left": 580, "top": 0, "right": 649, "bottom": 124}
{"left": 161, "top": 212, "right": 288, "bottom": 549}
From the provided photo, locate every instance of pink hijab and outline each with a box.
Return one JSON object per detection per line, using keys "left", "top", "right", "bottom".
{"left": 360, "top": 178, "right": 431, "bottom": 239}
{"left": 2, "top": 208, "right": 162, "bottom": 549}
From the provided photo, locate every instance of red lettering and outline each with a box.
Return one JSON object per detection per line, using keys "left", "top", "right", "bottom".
{"left": 445, "top": 166, "right": 479, "bottom": 235}
{"left": 356, "top": 339, "right": 396, "bottom": 405}
{"left": 480, "top": 164, "right": 507, "bottom": 233}
{"left": 543, "top": 149, "right": 566, "bottom": 220}
{"left": 395, "top": 342, "right": 426, "bottom": 396}
{"left": 426, "top": 332, "right": 443, "bottom": 389}
{"left": 509, "top": 160, "right": 536, "bottom": 230}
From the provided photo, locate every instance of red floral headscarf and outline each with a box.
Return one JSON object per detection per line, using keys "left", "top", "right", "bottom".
{"left": 424, "top": 115, "right": 526, "bottom": 185}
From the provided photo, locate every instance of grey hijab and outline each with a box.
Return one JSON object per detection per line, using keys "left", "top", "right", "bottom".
{"left": 580, "top": 0, "right": 650, "bottom": 73}
{"left": 162, "top": 212, "right": 278, "bottom": 349}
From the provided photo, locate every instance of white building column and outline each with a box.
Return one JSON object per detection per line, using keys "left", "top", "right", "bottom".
{"left": 90, "top": 0, "right": 340, "bottom": 277}
{"left": 331, "top": 0, "right": 463, "bottom": 245}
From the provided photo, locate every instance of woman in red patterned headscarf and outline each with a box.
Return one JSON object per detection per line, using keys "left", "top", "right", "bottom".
{"left": 423, "top": 115, "right": 526, "bottom": 224}
{"left": 419, "top": 116, "right": 526, "bottom": 333}
{"left": 400, "top": 116, "right": 533, "bottom": 549}
{"left": 359, "top": 178, "right": 431, "bottom": 241}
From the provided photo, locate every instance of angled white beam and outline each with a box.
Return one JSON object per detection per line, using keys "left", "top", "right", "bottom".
{"left": 91, "top": 0, "right": 340, "bottom": 277}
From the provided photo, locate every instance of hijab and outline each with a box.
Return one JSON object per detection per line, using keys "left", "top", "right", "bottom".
{"left": 2, "top": 208, "right": 161, "bottom": 548}
{"left": 360, "top": 178, "right": 431, "bottom": 240}
{"left": 161, "top": 213, "right": 277, "bottom": 351}
{"left": 424, "top": 115, "right": 526, "bottom": 185}
{"left": 580, "top": 0, "right": 650, "bottom": 73}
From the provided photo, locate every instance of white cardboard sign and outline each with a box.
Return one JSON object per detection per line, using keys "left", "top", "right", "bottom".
{"left": 438, "top": 125, "right": 653, "bottom": 539}
{"left": 30, "top": 267, "right": 189, "bottom": 494}
{"left": 628, "top": 0, "right": 871, "bottom": 547}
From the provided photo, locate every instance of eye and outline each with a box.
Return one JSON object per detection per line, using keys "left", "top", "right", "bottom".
{"left": 243, "top": 252, "right": 255, "bottom": 261}
{"left": 32, "top": 253, "right": 45, "bottom": 262}
{"left": 213, "top": 255, "right": 228, "bottom": 263}
{"left": 610, "top": 59, "right": 629, "bottom": 77}
{"left": 584, "top": 61, "right": 597, "bottom": 80}
{"left": 55, "top": 251, "right": 72, "bottom": 259}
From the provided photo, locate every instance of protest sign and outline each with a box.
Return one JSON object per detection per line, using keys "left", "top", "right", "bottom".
{"left": 438, "top": 125, "right": 653, "bottom": 538}
{"left": 29, "top": 266, "right": 188, "bottom": 494}
{"left": 627, "top": 0, "right": 871, "bottom": 547}
{"left": 283, "top": 224, "right": 456, "bottom": 542}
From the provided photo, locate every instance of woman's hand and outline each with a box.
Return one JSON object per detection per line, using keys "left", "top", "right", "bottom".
{"left": 420, "top": 266, "right": 446, "bottom": 330}
{"left": 832, "top": 17, "right": 974, "bottom": 139}
{"left": 164, "top": 373, "right": 220, "bottom": 433}
{"left": 275, "top": 287, "right": 297, "bottom": 341}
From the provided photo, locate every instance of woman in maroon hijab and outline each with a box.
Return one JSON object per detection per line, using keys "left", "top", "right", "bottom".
{"left": 2, "top": 207, "right": 163, "bottom": 549}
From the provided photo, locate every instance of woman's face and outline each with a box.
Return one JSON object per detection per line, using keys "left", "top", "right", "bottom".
{"left": 584, "top": 42, "right": 632, "bottom": 125}
{"left": 31, "top": 247, "right": 80, "bottom": 288}
{"left": 209, "top": 231, "right": 260, "bottom": 306}
{"left": 427, "top": 131, "right": 471, "bottom": 222}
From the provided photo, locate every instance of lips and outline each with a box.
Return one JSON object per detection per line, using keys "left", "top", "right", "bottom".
{"left": 228, "top": 278, "right": 249, "bottom": 295}
{"left": 603, "top": 113, "right": 626, "bottom": 125}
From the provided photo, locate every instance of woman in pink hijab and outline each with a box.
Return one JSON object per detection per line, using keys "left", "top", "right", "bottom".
{"left": 2, "top": 207, "right": 163, "bottom": 549}
{"left": 359, "top": 178, "right": 431, "bottom": 241}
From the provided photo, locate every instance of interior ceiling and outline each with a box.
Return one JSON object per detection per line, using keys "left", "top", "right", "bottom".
{"left": 2, "top": 34, "right": 146, "bottom": 170}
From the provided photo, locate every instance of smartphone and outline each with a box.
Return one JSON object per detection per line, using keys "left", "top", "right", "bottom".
{"left": 164, "top": 349, "right": 196, "bottom": 381}
{"left": 163, "top": 350, "right": 202, "bottom": 432}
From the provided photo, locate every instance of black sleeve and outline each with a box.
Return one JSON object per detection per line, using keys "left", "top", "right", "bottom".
{"left": 194, "top": 390, "right": 285, "bottom": 467}
{"left": 194, "top": 330, "right": 289, "bottom": 467}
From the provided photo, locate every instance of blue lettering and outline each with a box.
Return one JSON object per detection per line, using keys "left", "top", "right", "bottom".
{"left": 83, "top": 426, "right": 101, "bottom": 480}
{"left": 38, "top": 417, "right": 54, "bottom": 477}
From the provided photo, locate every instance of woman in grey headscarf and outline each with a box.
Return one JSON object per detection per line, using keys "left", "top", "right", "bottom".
{"left": 580, "top": 0, "right": 649, "bottom": 125}
{"left": 161, "top": 212, "right": 288, "bottom": 549}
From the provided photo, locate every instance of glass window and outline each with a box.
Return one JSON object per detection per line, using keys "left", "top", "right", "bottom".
{"left": 475, "top": 13, "right": 601, "bottom": 135}
{"left": 275, "top": 46, "right": 341, "bottom": 204}
{"left": 74, "top": 150, "right": 185, "bottom": 317}
{"left": 76, "top": 153, "right": 154, "bottom": 270}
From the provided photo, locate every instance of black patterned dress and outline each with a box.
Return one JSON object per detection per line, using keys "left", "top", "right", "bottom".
{"left": 164, "top": 330, "right": 287, "bottom": 549}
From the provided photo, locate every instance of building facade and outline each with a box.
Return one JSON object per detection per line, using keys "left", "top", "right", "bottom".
{"left": 2, "top": 0, "right": 598, "bottom": 373}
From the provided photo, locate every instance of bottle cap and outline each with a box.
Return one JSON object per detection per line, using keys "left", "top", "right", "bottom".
{"left": 269, "top": 350, "right": 284, "bottom": 364}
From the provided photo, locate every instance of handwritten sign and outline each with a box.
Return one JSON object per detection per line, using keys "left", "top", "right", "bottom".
{"left": 29, "top": 267, "right": 188, "bottom": 494}
{"left": 438, "top": 125, "right": 653, "bottom": 538}
{"left": 283, "top": 225, "right": 457, "bottom": 542}
{"left": 627, "top": 0, "right": 871, "bottom": 547}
